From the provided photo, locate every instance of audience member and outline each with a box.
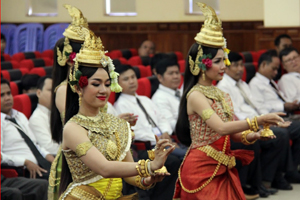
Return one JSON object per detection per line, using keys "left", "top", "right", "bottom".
{"left": 1, "top": 174, "right": 48, "bottom": 200}
{"left": 1, "top": 33, "right": 6, "bottom": 55}
{"left": 21, "top": 74, "right": 40, "bottom": 94}
{"left": 138, "top": 40, "right": 155, "bottom": 57}
{"left": 218, "top": 52, "right": 298, "bottom": 196}
{"left": 249, "top": 50, "right": 299, "bottom": 114}
{"left": 274, "top": 34, "right": 293, "bottom": 80}
{"left": 150, "top": 53, "right": 177, "bottom": 75}
{"left": 274, "top": 34, "right": 293, "bottom": 56}
{"left": 278, "top": 47, "right": 300, "bottom": 103}
{"left": 249, "top": 50, "right": 300, "bottom": 181}
{"left": 114, "top": 65, "right": 180, "bottom": 200}
{"left": 29, "top": 76, "right": 59, "bottom": 155}
{"left": 152, "top": 58, "right": 182, "bottom": 132}
{"left": 1, "top": 79, "right": 54, "bottom": 179}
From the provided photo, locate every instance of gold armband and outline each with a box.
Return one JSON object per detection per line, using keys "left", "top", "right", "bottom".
{"left": 135, "top": 176, "right": 155, "bottom": 190}
{"left": 75, "top": 141, "right": 93, "bottom": 157}
{"left": 241, "top": 130, "right": 257, "bottom": 145}
{"left": 200, "top": 108, "right": 215, "bottom": 121}
{"left": 250, "top": 117, "right": 259, "bottom": 132}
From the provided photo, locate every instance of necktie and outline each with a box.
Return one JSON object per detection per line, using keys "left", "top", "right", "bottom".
{"left": 6, "top": 118, "right": 51, "bottom": 170}
{"left": 175, "top": 90, "right": 181, "bottom": 99}
{"left": 136, "top": 97, "right": 159, "bottom": 129}
{"left": 236, "top": 82, "right": 257, "bottom": 110}
{"left": 269, "top": 81, "right": 286, "bottom": 102}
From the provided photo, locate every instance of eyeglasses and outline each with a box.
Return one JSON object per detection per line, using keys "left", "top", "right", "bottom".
{"left": 283, "top": 55, "right": 300, "bottom": 64}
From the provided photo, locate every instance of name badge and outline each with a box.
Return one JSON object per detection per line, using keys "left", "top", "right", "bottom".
{"left": 152, "top": 127, "right": 162, "bottom": 136}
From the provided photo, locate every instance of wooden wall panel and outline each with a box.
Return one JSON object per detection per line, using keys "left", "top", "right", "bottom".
{"left": 10, "top": 21, "right": 300, "bottom": 57}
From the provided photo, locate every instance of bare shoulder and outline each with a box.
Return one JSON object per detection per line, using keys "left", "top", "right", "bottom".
{"left": 63, "top": 121, "right": 88, "bottom": 138}
{"left": 188, "top": 90, "right": 207, "bottom": 103}
{"left": 56, "top": 84, "right": 67, "bottom": 97}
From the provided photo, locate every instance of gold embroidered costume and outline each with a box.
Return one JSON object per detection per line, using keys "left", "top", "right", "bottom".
{"left": 173, "top": 3, "right": 253, "bottom": 200}
{"left": 59, "top": 113, "right": 132, "bottom": 200}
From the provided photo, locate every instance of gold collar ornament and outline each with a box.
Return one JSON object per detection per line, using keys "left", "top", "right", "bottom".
{"left": 69, "top": 28, "right": 122, "bottom": 93}
{"left": 189, "top": 3, "right": 231, "bottom": 77}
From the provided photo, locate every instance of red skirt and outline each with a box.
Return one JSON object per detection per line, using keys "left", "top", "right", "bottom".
{"left": 173, "top": 137, "right": 254, "bottom": 200}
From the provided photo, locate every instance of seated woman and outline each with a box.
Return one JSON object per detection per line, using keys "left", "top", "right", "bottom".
{"left": 58, "top": 29, "right": 175, "bottom": 200}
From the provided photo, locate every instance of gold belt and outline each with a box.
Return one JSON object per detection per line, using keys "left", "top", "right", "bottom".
{"left": 198, "top": 145, "right": 236, "bottom": 169}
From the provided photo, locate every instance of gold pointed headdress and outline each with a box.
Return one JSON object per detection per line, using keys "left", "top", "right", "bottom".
{"left": 189, "top": 3, "right": 231, "bottom": 77}
{"left": 57, "top": 4, "right": 89, "bottom": 67}
{"left": 63, "top": 4, "right": 89, "bottom": 41}
{"left": 194, "top": 3, "right": 224, "bottom": 48}
{"left": 69, "top": 28, "right": 122, "bottom": 93}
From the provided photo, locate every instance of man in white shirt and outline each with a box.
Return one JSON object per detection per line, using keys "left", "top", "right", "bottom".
{"left": 218, "top": 52, "right": 296, "bottom": 195}
{"left": 114, "top": 64, "right": 180, "bottom": 200}
{"left": 152, "top": 58, "right": 182, "bottom": 132}
{"left": 29, "top": 76, "right": 60, "bottom": 155}
{"left": 249, "top": 50, "right": 299, "bottom": 114}
{"left": 278, "top": 47, "right": 300, "bottom": 103}
{"left": 1, "top": 79, "right": 54, "bottom": 179}
{"left": 249, "top": 50, "right": 300, "bottom": 181}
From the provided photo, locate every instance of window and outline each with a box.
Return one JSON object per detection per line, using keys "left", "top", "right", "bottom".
{"left": 105, "top": 0, "right": 137, "bottom": 16}
{"left": 26, "top": 0, "right": 57, "bottom": 16}
{"left": 185, "top": 0, "right": 219, "bottom": 15}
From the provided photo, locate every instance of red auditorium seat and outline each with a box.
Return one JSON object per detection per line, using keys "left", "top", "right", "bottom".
{"left": 42, "top": 49, "right": 54, "bottom": 60}
{"left": 244, "top": 63, "right": 257, "bottom": 83}
{"left": 134, "top": 65, "right": 152, "bottom": 78}
{"left": 1, "top": 60, "right": 20, "bottom": 70}
{"left": 29, "top": 67, "right": 53, "bottom": 77}
{"left": 108, "top": 92, "right": 116, "bottom": 105}
{"left": 178, "top": 60, "right": 186, "bottom": 73}
{"left": 1, "top": 169, "right": 19, "bottom": 178}
{"left": 109, "top": 50, "right": 123, "bottom": 59}
{"left": 1, "top": 53, "right": 11, "bottom": 61}
{"left": 109, "top": 48, "right": 138, "bottom": 60}
{"left": 11, "top": 51, "right": 42, "bottom": 62}
{"left": 136, "top": 76, "right": 160, "bottom": 98}
{"left": 13, "top": 93, "right": 38, "bottom": 119}
{"left": 136, "top": 77, "right": 152, "bottom": 98}
{"left": 128, "top": 56, "right": 151, "bottom": 66}
{"left": 19, "top": 58, "right": 53, "bottom": 70}
{"left": 174, "top": 51, "right": 184, "bottom": 61}
{"left": 10, "top": 81, "right": 22, "bottom": 96}
{"left": 1, "top": 68, "right": 29, "bottom": 81}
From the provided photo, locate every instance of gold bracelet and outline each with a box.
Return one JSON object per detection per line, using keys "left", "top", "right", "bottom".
{"left": 135, "top": 176, "right": 154, "bottom": 190}
{"left": 250, "top": 117, "right": 258, "bottom": 132}
{"left": 246, "top": 118, "right": 251, "bottom": 130}
{"left": 241, "top": 130, "right": 257, "bottom": 145}
{"left": 136, "top": 159, "right": 149, "bottom": 177}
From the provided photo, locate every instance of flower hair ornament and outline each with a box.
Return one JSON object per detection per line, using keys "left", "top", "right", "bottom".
{"left": 189, "top": 3, "right": 231, "bottom": 78}
{"left": 69, "top": 28, "right": 122, "bottom": 93}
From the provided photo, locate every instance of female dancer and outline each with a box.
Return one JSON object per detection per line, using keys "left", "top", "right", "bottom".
{"left": 48, "top": 5, "right": 90, "bottom": 200}
{"left": 173, "top": 3, "right": 288, "bottom": 200}
{"left": 58, "top": 30, "right": 174, "bottom": 200}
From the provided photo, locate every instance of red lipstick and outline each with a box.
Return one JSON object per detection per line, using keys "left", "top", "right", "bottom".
{"left": 97, "top": 96, "right": 106, "bottom": 101}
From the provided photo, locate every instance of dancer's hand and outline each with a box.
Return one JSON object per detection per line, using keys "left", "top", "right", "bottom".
{"left": 150, "top": 136, "right": 175, "bottom": 171}
{"left": 257, "top": 112, "right": 285, "bottom": 126}
{"left": 118, "top": 113, "right": 138, "bottom": 126}
{"left": 247, "top": 130, "right": 276, "bottom": 141}
{"left": 144, "top": 172, "right": 171, "bottom": 185}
